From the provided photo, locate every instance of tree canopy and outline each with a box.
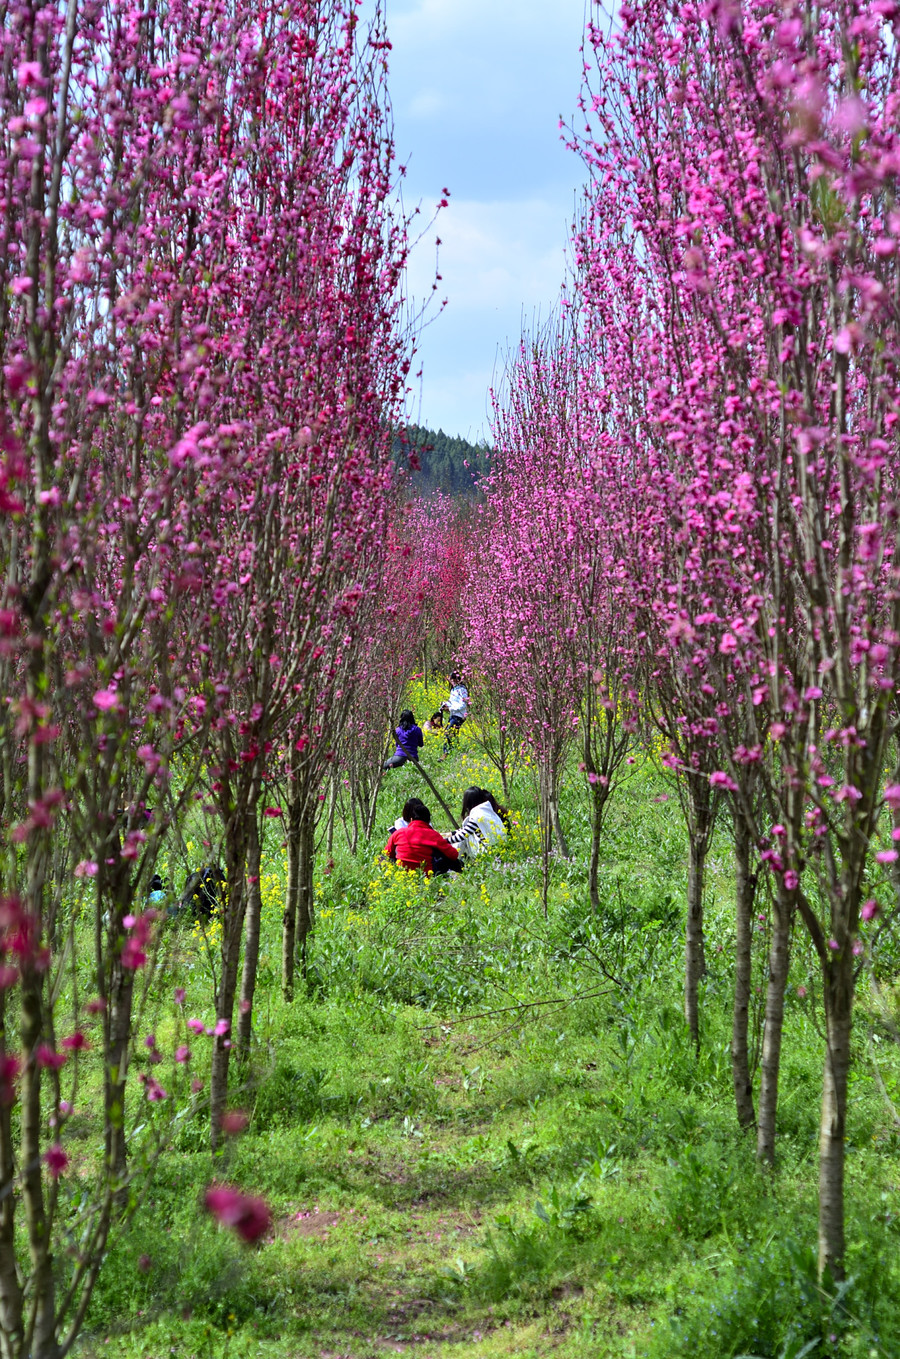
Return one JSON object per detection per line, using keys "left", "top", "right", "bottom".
{"left": 393, "top": 424, "right": 492, "bottom": 497}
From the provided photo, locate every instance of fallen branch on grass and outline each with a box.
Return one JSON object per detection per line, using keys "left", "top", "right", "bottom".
{"left": 419, "top": 986, "right": 616, "bottom": 1032}
{"left": 411, "top": 760, "right": 457, "bottom": 826}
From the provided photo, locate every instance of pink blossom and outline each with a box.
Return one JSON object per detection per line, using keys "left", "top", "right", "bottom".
{"left": 35, "top": 1045, "right": 66, "bottom": 1070}
{"left": 187, "top": 1018, "right": 204, "bottom": 1034}
{"left": 205, "top": 1186, "right": 271, "bottom": 1243}
{"left": 43, "top": 1144, "right": 69, "bottom": 1178}
{"left": 0, "top": 1055, "right": 21, "bottom": 1107}
{"left": 214, "top": 1019, "right": 230, "bottom": 1037}
{"left": 175, "top": 1045, "right": 191, "bottom": 1063}
{"left": 16, "top": 61, "right": 45, "bottom": 88}
{"left": 861, "top": 899, "right": 880, "bottom": 922}
{"left": 74, "top": 860, "right": 98, "bottom": 879}
{"left": 220, "top": 1110, "right": 249, "bottom": 1136}
{"left": 93, "top": 689, "right": 119, "bottom": 712}
{"left": 834, "top": 324, "right": 864, "bottom": 355}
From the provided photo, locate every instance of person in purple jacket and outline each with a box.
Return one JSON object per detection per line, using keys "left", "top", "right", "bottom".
{"left": 383, "top": 710, "right": 424, "bottom": 770}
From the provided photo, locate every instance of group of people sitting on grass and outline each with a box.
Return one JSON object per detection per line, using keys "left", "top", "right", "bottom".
{"left": 384, "top": 787, "right": 508, "bottom": 876}
{"left": 382, "top": 673, "right": 469, "bottom": 770}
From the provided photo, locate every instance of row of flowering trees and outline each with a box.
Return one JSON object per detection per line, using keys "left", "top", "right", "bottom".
{"left": 464, "top": 0, "right": 900, "bottom": 1284}
{"left": 0, "top": 0, "right": 419, "bottom": 1351}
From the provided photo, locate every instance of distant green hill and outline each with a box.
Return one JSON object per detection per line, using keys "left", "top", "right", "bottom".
{"left": 392, "top": 424, "right": 492, "bottom": 497}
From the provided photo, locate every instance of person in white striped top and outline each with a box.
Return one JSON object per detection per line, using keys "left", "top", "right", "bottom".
{"left": 446, "top": 786, "right": 509, "bottom": 859}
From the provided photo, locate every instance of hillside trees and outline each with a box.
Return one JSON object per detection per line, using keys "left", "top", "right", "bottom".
{"left": 0, "top": 0, "right": 415, "bottom": 1344}
{"left": 571, "top": 0, "right": 900, "bottom": 1278}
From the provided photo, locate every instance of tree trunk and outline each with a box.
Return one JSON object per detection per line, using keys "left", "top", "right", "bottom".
{"left": 236, "top": 816, "right": 262, "bottom": 1058}
{"left": 818, "top": 948, "right": 854, "bottom": 1281}
{"left": 295, "top": 811, "right": 315, "bottom": 981}
{"left": 732, "top": 816, "right": 756, "bottom": 1129}
{"left": 539, "top": 773, "right": 551, "bottom": 919}
{"left": 0, "top": 996, "right": 24, "bottom": 1358}
{"left": 104, "top": 942, "right": 136, "bottom": 1188}
{"left": 684, "top": 837, "right": 707, "bottom": 1050}
{"left": 549, "top": 774, "right": 570, "bottom": 859}
{"left": 282, "top": 793, "right": 301, "bottom": 1002}
{"left": 326, "top": 777, "right": 337, "bottom": 855}
{"left": 587, "top": 781, "right": 610, "bottom": 916}
{"left": 684, "top": 779, "right": 713, "bottom": 1050}
{"left": 756, "top": 888, "right": 792, "bottom": 1164}
{"left": 499, "top": 751, "right": 510, "bottom": 802}
{"left": 349, "top": 764, "right": 360, "bottom": 854}
{"left": 210, "top": 826, "right": 249, "bottom": 1152}
{"left": 365, "top": 774, "right": 382, "bottom": 842}
{"left": 102, "top": 863, "right": 137, "bottom": 1191}
{"left": 20, "top": 965, "right": 58, "bottom": 1359}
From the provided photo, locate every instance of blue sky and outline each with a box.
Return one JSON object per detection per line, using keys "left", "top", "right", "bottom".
{"left": 385, "top": 0, "right": 589, "bottom": 441}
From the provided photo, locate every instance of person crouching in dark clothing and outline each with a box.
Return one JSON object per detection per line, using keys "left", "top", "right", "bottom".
{"left": 383, "top": 710, "right": 424, "bottom": 770}
{"left": 384, "top": 801, "right": 462, "bottom": 875}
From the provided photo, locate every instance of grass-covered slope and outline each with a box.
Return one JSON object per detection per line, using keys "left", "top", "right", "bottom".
{"left": 76, "top": 682, "right": 900, "bottom": 1359}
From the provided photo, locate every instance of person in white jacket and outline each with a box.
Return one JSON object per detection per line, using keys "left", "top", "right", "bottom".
{"left": 446, "top": 786, "right": 508, "bottom": 859}
{"left": 440, "top": 672, "right": 469, "bottom": 757}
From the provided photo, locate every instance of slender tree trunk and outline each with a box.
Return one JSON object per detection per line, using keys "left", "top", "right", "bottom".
{"left": 818, "top": 948, "right": 854, "bottom": 1281}
{"left": 20, "top": 965, "right": 58, "bottom": 1359}
{"left": 282, "top": 794, "right": 301, "bottom": 1002}
{"left": 236, "top": 816, "right": 262, "bottom": 1057}
{"left": 104, "top": 939, "right": 136, "bottom": 1188}
{"left": 732, "top": 816, "right": 756, "bottom": 1129}
{"left": 210, "top": 825, "right": 249, "bottom": 1152}
{"left": 549, "top": 768, "right": 570, "bottom": 859}
{"left": 587, "top": 780, "right": 610, "bottom": 916}
{"left": 349, "top": 761, "right": 360, "bottom": 854}
{"left": 102, "top": 861, "right": 138, "bottom": 1191}
{"left": 326, "top": 778, "right": 337, "bottom": 855}
{"left": 0, "top": 996, "right": 23, "bottom": 1357}
{"left": 684, "top": 836, "right": 707, "bottom": 1050}
{"left": 19, "top": 655, "right": 58, "bottom": 1357}
{"left": 365, "top": 779, "right": 381, "bottom": 841}
{"left": 499, "top": 742, "right": 510, "bottom": 802}
{"left": 539, "top": 772, "right": 551, "bottom": 919}
{"left": 295, "top": 811, "right": 315, "bottom": 982}
{"left": 684, "top": 779, "right": 713, "bottom": 1050}
{"left": 756, "top": 888, "right": 792, "bottom": 1164}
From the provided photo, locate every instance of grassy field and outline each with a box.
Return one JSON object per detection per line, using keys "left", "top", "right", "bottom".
{"left": 69, "top": 683, "right": 900, "bottom": 1358}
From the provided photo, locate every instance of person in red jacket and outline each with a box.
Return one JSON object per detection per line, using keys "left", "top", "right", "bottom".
{"left": 384, "top": 800, "right": 461, "bottom": 875}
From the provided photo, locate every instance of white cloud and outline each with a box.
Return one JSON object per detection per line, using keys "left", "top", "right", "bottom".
{"left": 373, "top": 0, "right": 587, "bottom": 434}
{"left": 402, "top": 197, "right": 571, "bottom": 440}
{"left": 405, "top": 197, "right": 568, "bottom": 313}
{"left": 408, "top": 87, "right": 445, "bottom": 119}
{"left": 405, "top": 365, "right": 499, "bottom": 442}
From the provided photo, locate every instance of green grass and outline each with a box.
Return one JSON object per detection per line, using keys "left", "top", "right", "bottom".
{"left": 62, "top": 694, "right": 900, "bottom": 1358}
